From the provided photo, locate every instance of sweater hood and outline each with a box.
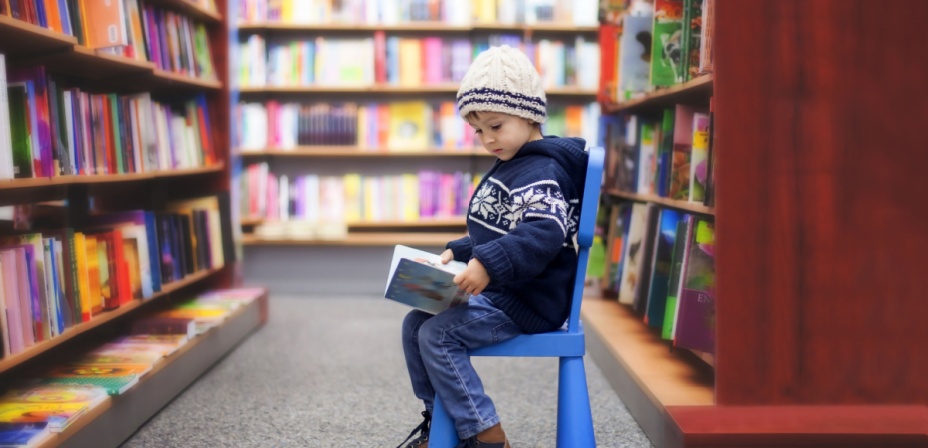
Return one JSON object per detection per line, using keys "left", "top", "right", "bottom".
{"left": 514, "top": 136, "right": 588, "bottom": 191}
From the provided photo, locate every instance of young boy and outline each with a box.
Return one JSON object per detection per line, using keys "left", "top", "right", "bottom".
{"left": 398, "top": 45, "right": 589, "bottom": 448}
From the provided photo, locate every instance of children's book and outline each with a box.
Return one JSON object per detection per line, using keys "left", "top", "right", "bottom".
{"left": 0, "top": 384, "right": 108, "bottom": 408}
{"left": 0, "top": 402, "right": 89, "bottom": 432}
{"left": 0, "top": 422, "right": 52, "bottom": 447}
{"left": 384, "top": 245, "right": 468, "bottom": 315}
{"left": 39, "top": 364, "right": 145, "bottom": 395}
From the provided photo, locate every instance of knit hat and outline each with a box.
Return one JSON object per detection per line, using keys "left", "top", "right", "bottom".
{"left": 456, "top": 45, "right": 547, "bottom": 124}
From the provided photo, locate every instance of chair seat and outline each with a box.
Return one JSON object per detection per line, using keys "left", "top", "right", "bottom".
{"left": 470, "top": 324, "right": 585, "bottom": 358}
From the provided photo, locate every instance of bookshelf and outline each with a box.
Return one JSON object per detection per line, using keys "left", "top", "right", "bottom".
{"left": 232, "top": 14, "right": 602, "bottom": 254}
{"left": 0, "top": 0, "right": 268, "bottom": 446}
{"left": 585, "top": 1, "right": 928, "bottom": 447}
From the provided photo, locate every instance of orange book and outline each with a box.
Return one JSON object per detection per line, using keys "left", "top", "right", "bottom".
{"left": 80, "top": 0, "right": 127, "bottom": 49}
{"left": 43, "top": 0, "right": 63, "bottom": 33}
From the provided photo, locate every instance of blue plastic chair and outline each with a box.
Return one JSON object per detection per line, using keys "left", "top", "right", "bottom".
{"left": 429, "top": 146, "right": 603, "bottom": 448}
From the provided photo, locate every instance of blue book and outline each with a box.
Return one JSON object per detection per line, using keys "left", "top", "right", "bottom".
{"left": 644, "top": 209, "right": 682, "bottom": 328}
{"left": 384, "top": 245, "right": 468, "bottom": 315}
{"left": 0, "top": 422, "right": 52, "bottom": 447}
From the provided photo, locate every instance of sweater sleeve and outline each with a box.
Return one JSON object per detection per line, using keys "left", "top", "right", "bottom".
{"left": 446, "top": 235, "right": 473, "bottom": 262}
{"left": 471, "top": 171, "right": 575, "bottom": 284}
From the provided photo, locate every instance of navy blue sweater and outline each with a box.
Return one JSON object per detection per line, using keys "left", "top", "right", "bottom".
{"left": 447, "top": 136, "right": 588, "bottom": 334}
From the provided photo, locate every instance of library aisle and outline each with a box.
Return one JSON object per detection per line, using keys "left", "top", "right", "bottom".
{"left": 121, "top": 295, "right": 653, "bottom": 447}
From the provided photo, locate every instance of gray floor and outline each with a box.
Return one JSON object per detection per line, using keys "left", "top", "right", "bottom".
{"left": 121, "top": 295, "right": 653, "bottom": 448}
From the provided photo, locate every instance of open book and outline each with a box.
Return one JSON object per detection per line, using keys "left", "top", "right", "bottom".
{"left": 385, "top": 245, "right": 469, "bottom": 315}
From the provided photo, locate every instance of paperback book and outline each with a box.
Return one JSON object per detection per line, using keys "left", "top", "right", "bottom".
{"left": 384, "top": 245, "right": 468, "bottom": 315}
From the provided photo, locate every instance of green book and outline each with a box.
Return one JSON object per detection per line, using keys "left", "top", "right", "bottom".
{"left": 650, "top": 0, "right": 685, "bottom": 87}
{"left": 7, "top": 84, "right": 33, "bottom": 178}
{"left": 662, "top": 215, "right": 692, "bottom": 340}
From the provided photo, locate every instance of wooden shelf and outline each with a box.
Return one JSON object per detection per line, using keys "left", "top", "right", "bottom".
{"left": 0, "top": 29, "right": 220, "bottom": 93}
{"left": 236, "top": 22, "right": 598, "bottom": 34}
{"left": 0, "top": 165, "right": 225, "bottom": 193}
{"left": 150, "top": 68, "right": 223, "bottom": 90}
{"left": 0, "top": 14, "right": 76, "bottom": 56}
{"left": 42, "top": 289, "right": 268, "bottom": 448}
{"left": 241, "top": 232, "right": 461, "bottom": 246}
{"left": 237, "top": 84, "right": 596, "bottom": 96}
{"left": 0, "top": 267, "right": 224, "bottom": 375}
{"left": 241, "top": 218, "right": 467, "bottom": 228}
{"left": 603, "top": 75, "right": 714, "bottom": 115}
{"left": 471, "top": 23, "right": 598, "bottom": 33}
{"left": 238, "top": 147, "right": 491, "bottom": 158}
{"left": 146, "top": 0, "right": 223, "bottom": 24}
{"left": 348, "top": 218, "right": 466, "bottom": 229}
{"left": 607, "top": 188, "right": 715, "bottom": 216}
{"left": 583, "top": 298, "right": 928, "bottom": 447}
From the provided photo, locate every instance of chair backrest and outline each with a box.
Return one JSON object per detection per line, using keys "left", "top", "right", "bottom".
{"left": 566, "top": 146, "right": 604, "bottom": 333}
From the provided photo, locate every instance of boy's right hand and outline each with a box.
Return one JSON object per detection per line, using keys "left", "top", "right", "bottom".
{"left": 440, "top": 249, "right": 454, "bottom": 264}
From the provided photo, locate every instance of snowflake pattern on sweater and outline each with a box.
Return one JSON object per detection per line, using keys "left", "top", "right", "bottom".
{"left": 470, "top": 177, "right": 579, "bottom": 240}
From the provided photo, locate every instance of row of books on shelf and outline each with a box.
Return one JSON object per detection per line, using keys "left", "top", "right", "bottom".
{"left": 599, "top": 0, "right": 713, "bottom": 103}
{"left": 604, "top": 201, "right": 715, "bottom": 355}
{"left": 0, "top": 57, "right": 218, "bottom": 179}
{"left": 236, "top": 100, "right": 600, "bottom": 151}
{"left": 601, "top": 102, "right": 714, "bottom": 205}
{"left": 243, "top": 162, "right": 475, "bottom": 224}
{"left": 0, "top": 0, "right": 218, "bottom": 82}
{"left": 0, "top": 287, "right": 262, "bottom": 448}
{"left": 237, "top": 33, "right": 599, "bottom": 91}
{"left": 236, "top": 0, "right": 599, "bottom": 27}
{"left": 0, "top": 196, "right": 224, "bottom": 358}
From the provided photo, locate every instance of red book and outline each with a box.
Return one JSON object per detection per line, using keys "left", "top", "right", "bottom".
{"left": 373, "top": 30, "right": 386, "bottom": 84}
{"left": 195, "top": 96, "right": 215, "bottom": 165}
{"left": 108, "top": 228, "right": 133, "bottom": 306}
{"left": 598, "top": 24, "right": 619, "bottom": 104}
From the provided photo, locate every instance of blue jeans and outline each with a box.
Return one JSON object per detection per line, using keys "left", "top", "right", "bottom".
{"left": 401, "top": 294, "right": 522, "bottom": 439}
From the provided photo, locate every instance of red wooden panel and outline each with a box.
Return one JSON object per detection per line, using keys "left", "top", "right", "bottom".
{"left": 667, "top": 405, "right": 928, "bottom": 447}
{"left": 714, "top": 0, "right": 928, "bottom": 404}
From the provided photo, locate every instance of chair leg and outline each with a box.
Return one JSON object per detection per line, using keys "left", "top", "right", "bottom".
{"left": 557, "top": 356, "right": 597, "bottom": 448}
{"left": 430, "top": 394, "right": 460, "bottom": 448}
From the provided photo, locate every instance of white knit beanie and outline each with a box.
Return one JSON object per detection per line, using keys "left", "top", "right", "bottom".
{"left": 456, "top": 45, "right": 547, "bottom": 124}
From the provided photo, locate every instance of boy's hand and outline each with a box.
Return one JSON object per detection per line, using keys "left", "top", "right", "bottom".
{"left": 454, "top": 258, "right": 491, "bottom": 297}
{"left": 440, "top": 249, "right": 454, "bottom": 264}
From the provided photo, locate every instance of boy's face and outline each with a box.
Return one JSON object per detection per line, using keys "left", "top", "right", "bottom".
{"left": 467, "top": 112, "right": 543, "bottom": 161}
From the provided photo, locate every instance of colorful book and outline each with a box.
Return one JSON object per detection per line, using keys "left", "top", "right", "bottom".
{"left": 674, "top": 218, "right": 716, "bottom": 353}
{"left": 0, "top": 422, "right": 52, "bottom": 447}
{"left": 0, "top": 402, "right": 89, "bottom": 432}
{"left": 670, "top": 104, "right": 695, "bottom": 200}
{"left": 0, "top": 384, "right": 108, "bottom": 407}
{"left": 617, "top": 203, "right": 649, "bottom": 305}
{"left": 689, "top": 112, "right": 711, "bottom": 203}
{"left": 650, "top": 0, "right": 685, "bottom": 87}
{"left": 40, "top": 364, "right": 145, "bottom": 395}
{"left": 618, "top": 13, "right": 654, "bottom": 101}
{"left": 663, "top": 215, "right": 694, "bottom": 340}
{"left": 384, "top": 245, "right": 468, "bottom": 315}
{"left": 644, "top": 208, "right": 682, "bottom": 328}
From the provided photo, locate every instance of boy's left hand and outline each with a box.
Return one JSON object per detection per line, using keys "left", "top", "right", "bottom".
{"left": 453, "top": 258, "right": 490, "bottom": 297}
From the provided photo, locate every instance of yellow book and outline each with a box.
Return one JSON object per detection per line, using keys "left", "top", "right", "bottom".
{"left": 398, "top": 39, "right": 422, "bottom": 87}
{"left": 387, "top": 102, "right": 430, "bottom": 151}
{"left": 474, "top": 0, "right": 497, "bottom": 24}
{"left": 73, "top": 233, "right": 92, "bottom": 322}
{"left": 343, "top": 173, "right": 363, "bottom": 223}
{"left": 401, "top": 174, "right": 420, "bottom": 222}
{"left": 83, "top": 235, "right": 103, "bottom": 315}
